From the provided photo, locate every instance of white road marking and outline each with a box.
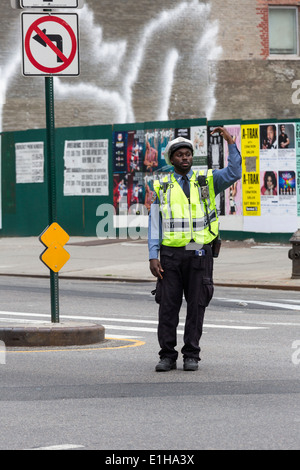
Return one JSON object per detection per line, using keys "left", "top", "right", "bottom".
{"left": 251, "top": 245, "right": 287, "bottom": 249}
{"left": 105, "top": 324, "right": 185, "bottom": 334}
{"left": 0, "top": 311, "right": 48, "bottom": 318}
{"left": 258, "top": 321, "right": 300, "bottom": 327}
{"left": 27, "top": 444, "right": 85, "bottom": 450}
{"left": 204, "top": 324, "right": 267, "bottom": 330}
{"left": 0, "top": 318, "right": 45, "bottom": 324}
{"left": 0, "top": 311, "right": 267, "bottom": 331}
{"left": 278, "top": 298, "right": 300, "bottom": 303}
{"left": 215, "top": 297, "right": 300, "bottom": 311}
{"left": 105, "top": 334, "right": 143, "bottom": 339}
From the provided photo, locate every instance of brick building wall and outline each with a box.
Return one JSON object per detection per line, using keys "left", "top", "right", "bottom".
{"left": 2, "top": 0, "right": 300, "bottom": 131}
{"left": 212, "top": 0, "right": 261, "bottom": 60}
{"left": 257, "top": 0, "right": 300, "bottom": 59}
{"left": 212, "top": 0, "right": 300, "bottom": 121}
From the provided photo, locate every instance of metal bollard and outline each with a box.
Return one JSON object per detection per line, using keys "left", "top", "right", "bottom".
{"left": 288, "top": 229, "right": 300, "bottom": 278}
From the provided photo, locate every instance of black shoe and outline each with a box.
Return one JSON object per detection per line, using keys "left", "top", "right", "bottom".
{"left": 155, "top": 357, "right": 177, "bottom": 372}
{"left": 183, "top": 358, "right": 199, "bottom": 371}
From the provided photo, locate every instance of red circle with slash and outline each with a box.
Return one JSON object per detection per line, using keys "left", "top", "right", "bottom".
{"left": 25, "top": 16, "right": 77, "bottom": 74}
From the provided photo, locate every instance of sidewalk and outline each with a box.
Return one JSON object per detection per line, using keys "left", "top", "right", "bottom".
{"left": 0, "top": 236, "right": 298, "bottom": 290}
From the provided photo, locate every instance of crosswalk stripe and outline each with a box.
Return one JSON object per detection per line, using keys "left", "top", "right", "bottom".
{"left": 0, "top": 311, "right": 267, "bottom": 331}
{"left": 216, "top": 297, "right": 300, "bottom": 311}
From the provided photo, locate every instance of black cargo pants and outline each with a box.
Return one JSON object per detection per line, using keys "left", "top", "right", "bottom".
{"left": 156, "top": 244, "right": 214, "bottom": 362}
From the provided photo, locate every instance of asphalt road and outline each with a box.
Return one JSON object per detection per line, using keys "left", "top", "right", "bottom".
{"left": 0, "top": 276, "right": 299, "bottom": 451}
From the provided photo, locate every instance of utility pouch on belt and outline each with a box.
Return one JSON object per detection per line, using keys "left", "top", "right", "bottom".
{"left": 212, "top": 236, "right": 221, "bottom": 258}
{"left": 151, "top": 278, "right": 162, "bottom": 304}
{"left": 197, "top": 175, "right": 209, "bottom": 200}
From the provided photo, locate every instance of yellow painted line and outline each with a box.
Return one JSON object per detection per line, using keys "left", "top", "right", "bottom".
{"left": 6, "top": 337, "right": 145, "bottom": 354}
{"left": 101, "top": 337, "right": 146, "bottom": 350}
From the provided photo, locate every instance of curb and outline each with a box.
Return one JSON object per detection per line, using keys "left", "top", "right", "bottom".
{"left": 214, "top": 282, "right": 300, "bottom": 291}
{"left": 0, "top": 322, "right": 105, "bottom": 347}
{"left": 0, "top": 272, "right": 155, "bottom": 283}
{"left": 0, "top": 272, "right": 299, "bottom": 291}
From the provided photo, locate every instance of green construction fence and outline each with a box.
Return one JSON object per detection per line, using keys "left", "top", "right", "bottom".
{"left": 0, "top": 117, "right": 296, "bottom": 242}
{"left": 0, "top": 124, "right": 113, "bottom": 237}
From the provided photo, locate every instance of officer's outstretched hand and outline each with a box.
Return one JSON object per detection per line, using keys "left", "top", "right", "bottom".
{"left": 211, "top": 127, "right": 235, "bottom": 145}
{"left": 149, "top": 259, "right": 164, "bottom": 279}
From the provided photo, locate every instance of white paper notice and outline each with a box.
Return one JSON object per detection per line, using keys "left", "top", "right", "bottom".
{"left": 15, "top": 142, "right": 44, "bottom": 184}
{"left": 63, "top": 139, "right": 109, "bottom": 196}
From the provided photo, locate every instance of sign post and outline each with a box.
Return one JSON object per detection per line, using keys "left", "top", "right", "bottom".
{"left": 17, "top": 0, "right": 81, "bottom": 322}
{"left": 45, "top": 75, "right": 60, "bottom": 322}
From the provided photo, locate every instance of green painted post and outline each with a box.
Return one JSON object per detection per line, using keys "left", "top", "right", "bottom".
{"left": 45, "top": 76, "right": 59, "bottom": 323}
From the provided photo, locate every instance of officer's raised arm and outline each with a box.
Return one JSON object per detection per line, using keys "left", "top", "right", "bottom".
{"left": 210, "top": 126, "right": 242, "bottom": 195}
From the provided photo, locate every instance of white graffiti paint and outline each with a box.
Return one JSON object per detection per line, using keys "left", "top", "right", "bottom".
{"left": 0, "top": 1, "right": 221, "bottom": 131}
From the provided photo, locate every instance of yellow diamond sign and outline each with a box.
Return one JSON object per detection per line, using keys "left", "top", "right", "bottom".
{"left": 40, "top": 222, "right": 69, "bottom": 248}
{"left": 39, "top": 223, "right": 70, "bottom": 272}
{"left": 41, "top": 242, "right": 70, "bottom": 273}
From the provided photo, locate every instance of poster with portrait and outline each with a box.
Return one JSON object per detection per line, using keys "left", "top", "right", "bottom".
{"left": 277, "top": 123, "right": 296, "bottom": 216}
{"left": 259, "top": 122, "right": 296, "bottom": 217}
{"left": 259, "top": 123, "right": 278, "bottom": 169}
{"left": 127, "top": 130, "right": 144, "bottom": 174}
{"left": 278, "top": 123, "right": 296, "bottom": 162}
{"left": 144, "top": 128, "right": 175, "bottom": 171}
{"left": 113, "top": 173, "right": 128, "bottom": 214}
{"left": 260, "top": 170, "right": 279, "bottom": 216}
{"left": 259, "top": 123, "right": 278, "bottom": 216}
{"left": 127, "top": 172, "right": 146, "bottom": 214}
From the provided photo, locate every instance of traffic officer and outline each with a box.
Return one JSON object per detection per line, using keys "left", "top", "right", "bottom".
{"left": 148, "top": 127, "right": 242, "bottom": 371}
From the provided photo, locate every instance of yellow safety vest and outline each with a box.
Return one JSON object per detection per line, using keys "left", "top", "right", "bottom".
{"left": 153, "top": 170, "right": 219, "bottom": 247}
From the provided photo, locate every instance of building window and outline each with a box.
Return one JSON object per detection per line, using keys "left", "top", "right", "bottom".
{"left": 269, "top": 7, "right": 298, "bottom": 55}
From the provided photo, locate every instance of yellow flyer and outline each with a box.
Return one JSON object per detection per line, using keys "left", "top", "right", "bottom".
{"left": 241, "top": 124, "right": 261, "bottom": 216}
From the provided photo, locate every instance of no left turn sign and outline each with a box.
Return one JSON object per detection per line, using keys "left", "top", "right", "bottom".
{"left": 22, "top": 13, "right": 79, "bottom": 76}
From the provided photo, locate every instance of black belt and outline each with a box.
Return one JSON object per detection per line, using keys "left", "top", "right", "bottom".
{"left": 161, "top": 243, "right": 212, "bottom": 254}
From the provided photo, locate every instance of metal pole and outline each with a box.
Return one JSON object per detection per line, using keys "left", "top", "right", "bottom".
{"left": 45, "top": 76, "right": 59, "bottom": 323}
